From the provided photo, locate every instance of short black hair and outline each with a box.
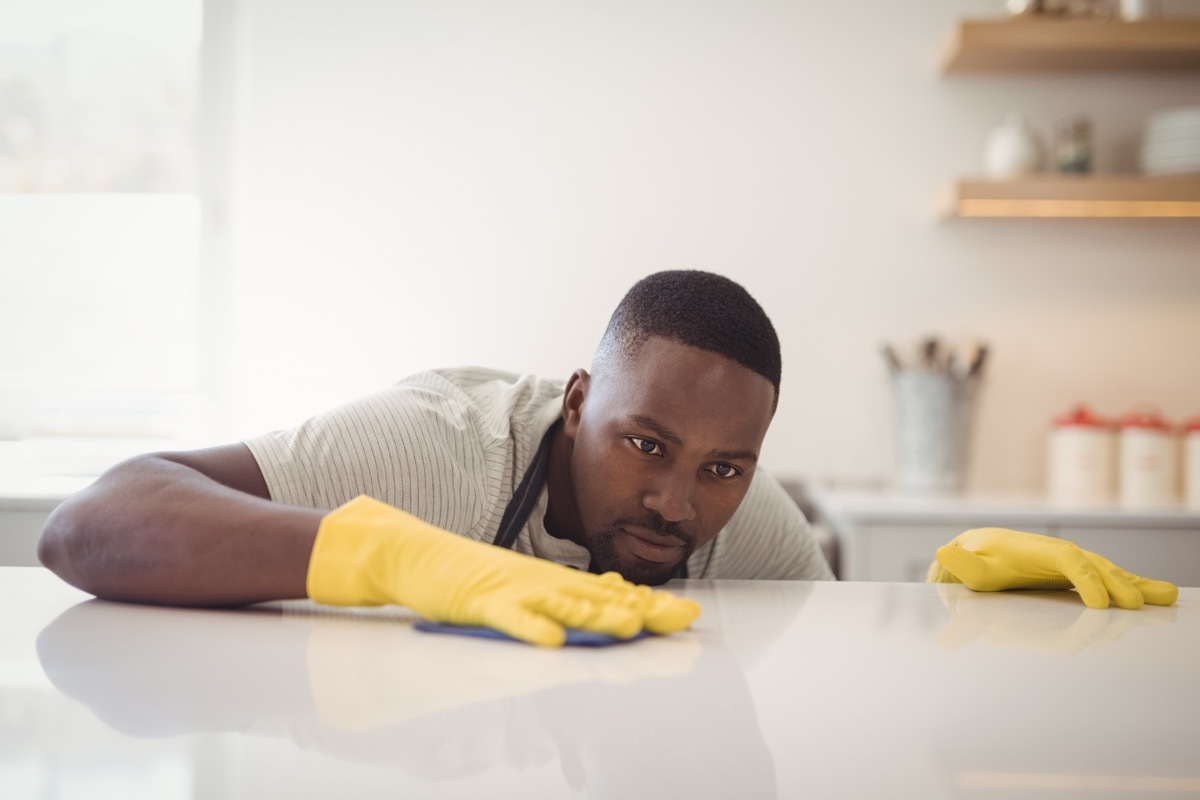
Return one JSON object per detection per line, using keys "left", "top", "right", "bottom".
{"left": 593, "top": 270, "right": 781, "bottom": 405}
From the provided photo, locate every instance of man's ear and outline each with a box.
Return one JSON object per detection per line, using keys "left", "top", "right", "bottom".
{"left": 561, "top": 369, "right": 589, "bottom": 437}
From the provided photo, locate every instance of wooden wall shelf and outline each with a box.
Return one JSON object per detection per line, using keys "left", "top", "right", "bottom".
{"left": 941, "top": 18, "right": 1200, "bottom": 73}
{"left": 946, "top": 176, "right": 1200, "bottom": 218}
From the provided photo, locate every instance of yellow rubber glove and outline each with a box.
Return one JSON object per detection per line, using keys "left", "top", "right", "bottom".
{"left": 927, "top": 528, "right": 1178, "bottom": 610}
{"left": 307, "top": 495, "right": 701, "bottom": 647}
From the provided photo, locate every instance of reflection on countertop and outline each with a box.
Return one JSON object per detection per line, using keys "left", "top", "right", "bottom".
{"left": 935, "top": 584, "right": 1179, "bottom": 655}
{"left": 5, "top": 570, "right": 1198, "bottom": 799}
{"left": 35, "top": 582, "right": 812, "bottom": 799}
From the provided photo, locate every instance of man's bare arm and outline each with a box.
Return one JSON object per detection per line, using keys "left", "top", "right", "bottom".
{"left": 38, "top": 444, "right": 323, "bottom": 606}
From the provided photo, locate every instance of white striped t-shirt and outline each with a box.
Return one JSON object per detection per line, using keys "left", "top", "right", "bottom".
{"left": 243, "top": 367, "right": 834, "bottom": 581}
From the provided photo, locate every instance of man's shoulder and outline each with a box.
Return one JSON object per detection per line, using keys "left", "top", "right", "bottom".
{"left": 400, "top": 367, "right": 565, "bottom": 405}
{"left": 708, "top": 469, "right": 834, "bottom": 580}
{"left": 392, "top": 367, "right": 566, "bottom": 447}
{"left": 720, "top": 468, "right": 810, "bottom": 549}
{"left": 714, "top": 469, "right": 800, "bottom": 545}
{"left": 737, "top": 468, "right": 794, "bottom": 512}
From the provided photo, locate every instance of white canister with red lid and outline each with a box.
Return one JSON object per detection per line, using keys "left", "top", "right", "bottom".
{"left": 1118, "top": 408, "right": 1177, "bottom": 508}
{"left": 1185, "top": 417, "right": 1200, "bottom": 511}
{"left": 1048, "top": 404, "right": 1114, "bottom": 505}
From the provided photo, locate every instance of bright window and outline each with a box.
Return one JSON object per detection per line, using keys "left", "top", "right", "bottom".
{"left": 0, "top": 0, "right": 209, "bottom": 439}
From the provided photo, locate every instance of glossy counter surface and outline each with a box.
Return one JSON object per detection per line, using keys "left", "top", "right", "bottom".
{"left": 2, "top": 567, "right": 1197, "bottom": 799}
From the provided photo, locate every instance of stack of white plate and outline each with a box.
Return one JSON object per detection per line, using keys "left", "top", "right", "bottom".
{"left": 1141, "top": 107, "right": 1200, "bottom": 176}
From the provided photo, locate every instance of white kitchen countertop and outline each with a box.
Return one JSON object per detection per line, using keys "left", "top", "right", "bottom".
{"left": 4, "top": 567, "right": 1196, "bottom": 798}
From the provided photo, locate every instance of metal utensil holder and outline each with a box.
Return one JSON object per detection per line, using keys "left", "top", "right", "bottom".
{"left": 891, "top": 371, "right": 980, "bottom": 494}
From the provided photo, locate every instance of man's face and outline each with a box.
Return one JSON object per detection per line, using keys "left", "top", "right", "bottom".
{"left": 561, "top": 336, "right": 776, "bottom": 585}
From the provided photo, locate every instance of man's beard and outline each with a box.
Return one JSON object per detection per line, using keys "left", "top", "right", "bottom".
{"left": 586, "top": 525, "right": 695, "bottom": 586}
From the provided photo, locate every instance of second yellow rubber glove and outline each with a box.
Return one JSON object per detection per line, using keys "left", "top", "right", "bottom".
{"left": 307, "top": 495, "right": 701, "bottom": 646}
{"left": 927, "top": 527, "right": 1178, "bottom": 609}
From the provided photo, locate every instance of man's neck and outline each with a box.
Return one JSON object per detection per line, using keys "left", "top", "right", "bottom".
{"left": 543, "top": 422, "right": 583, "bottom": 544}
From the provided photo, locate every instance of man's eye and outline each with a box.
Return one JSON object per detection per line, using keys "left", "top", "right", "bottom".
{"left": 707, "top": 463, "right": 741, "bottom": 479}
{"left": 628, "top": 437, "right": 663, "bottom": 456}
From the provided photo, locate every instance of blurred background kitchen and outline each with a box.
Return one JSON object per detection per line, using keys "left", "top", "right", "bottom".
{"left": 2, "top": 0, "right": 1199, "bottom": 578}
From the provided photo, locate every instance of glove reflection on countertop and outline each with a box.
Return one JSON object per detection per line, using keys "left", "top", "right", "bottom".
{"left": 36, "top": 584, "right": 810, "bottom": 799}
{"left": 35, "top": 599, "right": 698, "bottom": 738}
{"left": 935, "top": 584, "right": 1178, "bottom": 656}
{"left": 300, "top": 609, "right": 702, "bottom": 733}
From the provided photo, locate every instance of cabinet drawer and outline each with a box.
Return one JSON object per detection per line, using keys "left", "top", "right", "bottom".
{"left": 1058, "top": 525, "right": 1200, "bottom": 589}
{"left": 859, "top": 524, "right": 963, "bottom": 582}
{"left": 0, "top": 510, "right": 51, "bottom": 566}
{"left": 852, "top": 520, "right": 1059, "bottom": 582}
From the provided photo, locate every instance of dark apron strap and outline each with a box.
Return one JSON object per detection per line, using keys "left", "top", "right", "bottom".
{"left": 492, "top": 418, "right": 689, "bottom": 580}
{"left": 492, "top": 421, "right": 560, "bottom": 550}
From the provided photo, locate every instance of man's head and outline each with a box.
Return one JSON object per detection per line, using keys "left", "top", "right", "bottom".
{"left": 552, "top": 270, "right": 781, "bottom": 585}
{"left": 591, "top": 270, "right": 781, "bottom": 410}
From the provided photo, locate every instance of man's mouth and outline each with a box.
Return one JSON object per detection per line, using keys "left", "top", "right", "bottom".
{"left": 617, "top": 526, "right": 687, "bottom": 564}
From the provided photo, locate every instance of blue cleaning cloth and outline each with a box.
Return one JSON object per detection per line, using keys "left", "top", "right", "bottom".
{"left": 414, "top": 621, "right": 650, "bottom": 647}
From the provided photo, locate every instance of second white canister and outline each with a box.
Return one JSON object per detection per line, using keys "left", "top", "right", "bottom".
{"left": 1185, "top": 417, "right": 1200, "bottom": 511}
{"left": 1118, "top": 409, "right": 1177, "bottom": 508}
{"left": 1048, "top": 405, "right": 1114, "bottom": 505}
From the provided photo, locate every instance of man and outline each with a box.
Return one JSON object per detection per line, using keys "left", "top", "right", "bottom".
{"left": 39, "top": 270, "right": 1176, "bottom": 646}
{"left": 39, "top": 270, "right": 830, "bottom": 645}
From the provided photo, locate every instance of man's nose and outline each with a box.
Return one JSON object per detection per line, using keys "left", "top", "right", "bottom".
{"left": 643, "top": 467, "right": 697, "bottom": 523}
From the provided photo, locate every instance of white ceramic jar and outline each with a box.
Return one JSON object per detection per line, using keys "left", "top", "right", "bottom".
{"left": 984, "top": 114, "right": 1045, "bottom": 179}
{"left": 1118, "top": 409, "right": 1177, "bottom": 508}
{"left": 1048, "top": 405, "right": 1114, "bottom": 505}
{"left": 1120, "top": 0, "right": 1160, "bottom": 20}
{"left": 1185, "top": 417, "right": 1200, "bottom": 511}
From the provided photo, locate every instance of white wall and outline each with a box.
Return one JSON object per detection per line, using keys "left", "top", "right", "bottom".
{"left": 222, "top": 0, "right": 1200, "bottom": 493}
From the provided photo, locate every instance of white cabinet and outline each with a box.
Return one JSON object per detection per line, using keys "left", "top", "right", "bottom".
{"left": 0, "top": 437, "right": 164, "bottom": 566}
{"left": 1057, "top": 525, "right": 1200, "bottom": 589}
{"left": 857, "top": 524, "right": 964, "bottom": 583}
{"left": 809, "top": 488, "right": 1200, "bottom": 587}
{"left": 0, "top": 507, "right": 54, "bottom": 566}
